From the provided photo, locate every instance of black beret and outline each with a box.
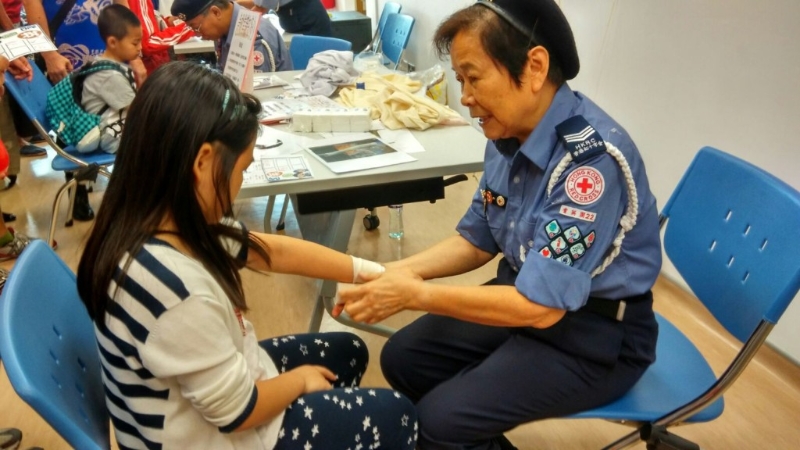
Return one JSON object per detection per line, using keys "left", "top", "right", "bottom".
{"left": 171, "top": 0, "right": 215, "bottom": 22}
{"left": 476, "top": 0, "right": 580, "bottom": 80}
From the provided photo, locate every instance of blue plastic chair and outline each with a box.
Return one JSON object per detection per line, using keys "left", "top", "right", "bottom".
{"left": 289, "top": 34, "right": 353, "bottom": 70}
{"left": 4, "top": 63, "right": 115, "bottom": 247}
{"left": 0, "top": 240, "right": 110, "bottom": 450}
{"left": 379, "top": 13, "right": 415, "bottom": 70}
{"left": 569, "top": 147, "right": 800, "bottom": 449}
{"left": 364, "top": 1, "right": 402, "bottom": 52}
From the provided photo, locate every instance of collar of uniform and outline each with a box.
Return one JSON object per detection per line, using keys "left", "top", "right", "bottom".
{"left": 517, "top": 82, "right": 579, "bottom": 170}
{"left": 221, "top": 2, "right": 243, "bottom": 52}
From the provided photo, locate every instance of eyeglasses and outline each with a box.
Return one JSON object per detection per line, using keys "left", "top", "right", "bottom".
{"left": 188, "top": 8, "right": 211, "bottom": 33}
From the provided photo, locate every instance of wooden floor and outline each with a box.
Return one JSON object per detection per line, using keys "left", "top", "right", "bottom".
{"left": 1, "top": 147, "right": 799, "bottom": 449}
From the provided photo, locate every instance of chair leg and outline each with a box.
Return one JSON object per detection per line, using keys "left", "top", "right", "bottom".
{"left": 50, "top": 178, "right": 78, "bottom": 247}
{"left": 641, "top": 425, "right": 700, "bottom": 450}
{"left": 65, "top": 185, "right": 75, "bottom": 227}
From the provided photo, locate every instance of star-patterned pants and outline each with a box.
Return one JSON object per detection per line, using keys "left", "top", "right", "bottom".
{"left": 260, "top": 332, "right": 418, "bottom": 450}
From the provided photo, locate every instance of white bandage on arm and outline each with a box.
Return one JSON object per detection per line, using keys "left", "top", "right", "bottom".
{"left": 351, "top": 256, "right": 385, "bottom": 283}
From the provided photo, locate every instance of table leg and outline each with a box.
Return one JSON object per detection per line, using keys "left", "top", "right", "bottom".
{"left": 292, "top": 197, "right": 396, "bottom": 337}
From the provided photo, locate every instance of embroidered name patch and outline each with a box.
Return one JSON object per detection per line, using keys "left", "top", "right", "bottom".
{"left": 559, "top": 205, "right": 596, "bottom": 222}
{"left": 565, "top": 167, "right": 604, "bottom": 205}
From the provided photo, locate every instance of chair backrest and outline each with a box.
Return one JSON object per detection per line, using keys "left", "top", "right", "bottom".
{"left": 661, "top": 146, "right": 800, "bottom": 343}
{"left": 289, "top": 35, "right": 353, "bottom": 70}
{"left": 379, "top": 13, "right": 415, "bottom": 70}
{"left": 0, "top": 241, "right": 110, "bottom": 450}
{"left": 379, "top": 2, "right": 402, "bottom": 34}
{"left": 3, "top": 62, "right": 51, "bottom": 131}
{"left": 372, "top": 2, "right": 402, "bottom": 51}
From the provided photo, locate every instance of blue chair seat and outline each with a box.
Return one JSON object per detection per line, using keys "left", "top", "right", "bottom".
{"left": 571, "top": 314, "right": 723, "bottom": 423}
{"left": 51, "top": 146, "right": 116, "bottom": 172}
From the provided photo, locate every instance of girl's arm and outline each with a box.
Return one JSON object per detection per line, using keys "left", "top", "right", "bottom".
{"left": 246, "top": 231, "right": 358, "bottom": 283}
{"left": 233, "top": 365, "right": 335, "bottom": 431}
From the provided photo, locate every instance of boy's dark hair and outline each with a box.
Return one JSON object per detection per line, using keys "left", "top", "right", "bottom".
{"left": 98, "top": 4, "right": 141, "bottom": 43}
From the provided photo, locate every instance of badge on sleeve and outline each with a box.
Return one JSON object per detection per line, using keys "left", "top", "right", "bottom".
{"left": 565, "top": 167, "right": 605, "bottom": 205}
{"left": 253, "top": 50, "right": 265, "bottom": 67}
{"left": 545, "top": 220, "right": 562, "bottom": 238}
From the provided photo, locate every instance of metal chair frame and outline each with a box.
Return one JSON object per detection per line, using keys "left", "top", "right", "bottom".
{"left": 4, "top": 63, "right": 114, "bottom": 247}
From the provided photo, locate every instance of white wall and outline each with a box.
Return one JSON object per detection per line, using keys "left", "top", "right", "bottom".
{"left": 391, "top": 0, "right": 800, "bottom": 363}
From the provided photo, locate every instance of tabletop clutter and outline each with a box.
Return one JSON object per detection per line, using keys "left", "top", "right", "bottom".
{"left": 265, "top": 50, "right": 468, "bottom": 134}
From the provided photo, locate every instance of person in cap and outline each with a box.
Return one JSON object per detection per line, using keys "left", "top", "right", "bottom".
{"left": 243, "top": 0, "right": 332, "bottom": 38}
{"left": 171, "top": 0, "right": 292, "bottom": 72}
{"left": 336, "top": 0, "right": 662, "bottom": 448}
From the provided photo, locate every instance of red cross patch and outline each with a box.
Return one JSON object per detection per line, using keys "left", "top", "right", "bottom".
{"left": 253, "top": 50, "right": 265, "bottom": 67}
{"left": 565, "top": 166, "right": 605, "bottom": 205}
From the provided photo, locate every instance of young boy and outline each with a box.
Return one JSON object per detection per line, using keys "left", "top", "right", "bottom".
{"left": 80, "top": 4, "right": 142, "bottom": 155}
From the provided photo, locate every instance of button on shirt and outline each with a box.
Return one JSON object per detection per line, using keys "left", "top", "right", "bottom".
{"left": 218, "top": 3, "right": 292, "bottom": 73}
{"left": 456, "top": 84, "right": 662, "bottom": 311}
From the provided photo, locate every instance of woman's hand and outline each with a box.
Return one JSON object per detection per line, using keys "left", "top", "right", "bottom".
{"left": 8, "top": 57, "right": 32, "bottom": 81}
{"left": 335, "top": 268, "right": 424, "bottom": 324}
{"left": 289, "top": 365, "right": 336, "bottom": 394}
{"left": 42, "top": 51, "right": 73, "bottom": 83}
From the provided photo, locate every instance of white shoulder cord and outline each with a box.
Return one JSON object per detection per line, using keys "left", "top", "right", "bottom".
{"left": 545, "top": 142, "right": 639, "bottom": 277}
{"left": 260, "top": 38, "right": 277, "bottom": 72}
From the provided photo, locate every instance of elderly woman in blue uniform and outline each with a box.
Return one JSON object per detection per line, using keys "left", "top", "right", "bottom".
{"left": 172, "top": 0, "right": 292, "bottom": 72}
{"left": 336, "top": 0, "right": 662, "bottom": 448}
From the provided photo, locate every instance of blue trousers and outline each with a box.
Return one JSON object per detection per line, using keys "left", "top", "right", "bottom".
{"left": 277, "top": 0, "right": 332, "bottom": 37}
{"left": 261, "top": 332, "right": 417, "bottom": 449}
{"left": 380, "top": 296, "right": 657, "bottom": 450}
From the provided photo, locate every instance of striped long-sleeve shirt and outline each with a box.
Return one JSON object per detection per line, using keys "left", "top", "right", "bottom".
{"left": 97, "top": 237, "right": 282, "bottom": 449}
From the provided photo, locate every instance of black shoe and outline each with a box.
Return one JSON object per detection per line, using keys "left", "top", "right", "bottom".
{"left": 20, "top": 144, "right": 47, "bottom": 157}
{"left": 4, "top": 175, "right": 16, "bottom": 190}
{"left": 73, "top": 184, "right": 95, "bottom": 221}
{"left": 2, "top": 212, "right": 16, "bottom": 222}
{"left": 0, "top": 428, "right": 22, "bottom": 450}
{"left": 496, "top": 435, "right": 518, "bottom": 450}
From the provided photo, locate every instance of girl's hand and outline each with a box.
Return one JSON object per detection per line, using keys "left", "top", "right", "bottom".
{"left": 336, "top": 268, "right": 423, "bottom": 324}
{"left": 289, "top": 365, "right": 336, "bottom": 394}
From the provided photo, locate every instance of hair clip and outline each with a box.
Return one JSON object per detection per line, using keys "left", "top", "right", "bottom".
{"left": 222, "top": 89, "right": 230, "bottom": 112}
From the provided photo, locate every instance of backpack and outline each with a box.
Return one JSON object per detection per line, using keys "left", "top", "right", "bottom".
{"left": 45, "top": 60, "right": 135, "bottom": 148}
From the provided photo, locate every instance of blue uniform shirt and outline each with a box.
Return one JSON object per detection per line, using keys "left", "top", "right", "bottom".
{"left": 456, "top": 83, "right": 662, "bottom": 311}
{"left": 218, "top": 4, "right": 293, "bottom": 73}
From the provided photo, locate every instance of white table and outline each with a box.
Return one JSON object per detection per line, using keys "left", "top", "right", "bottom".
{"left": 241, "top": 72, "right": 486, "bottom": 336}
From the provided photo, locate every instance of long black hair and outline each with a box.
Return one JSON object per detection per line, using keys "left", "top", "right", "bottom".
{"left": 78, "top": 61, "right": 266, "bottom": 327}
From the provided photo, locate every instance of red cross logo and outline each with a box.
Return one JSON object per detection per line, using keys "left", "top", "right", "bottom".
{"left": 576, "top": 178, "right": 594, "bottom": 194}
{"left": 565, "top": 167, "right": 605, "bottom": 205}
{"left": 253, "top": 50, "right": 264, "bottom": 66}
